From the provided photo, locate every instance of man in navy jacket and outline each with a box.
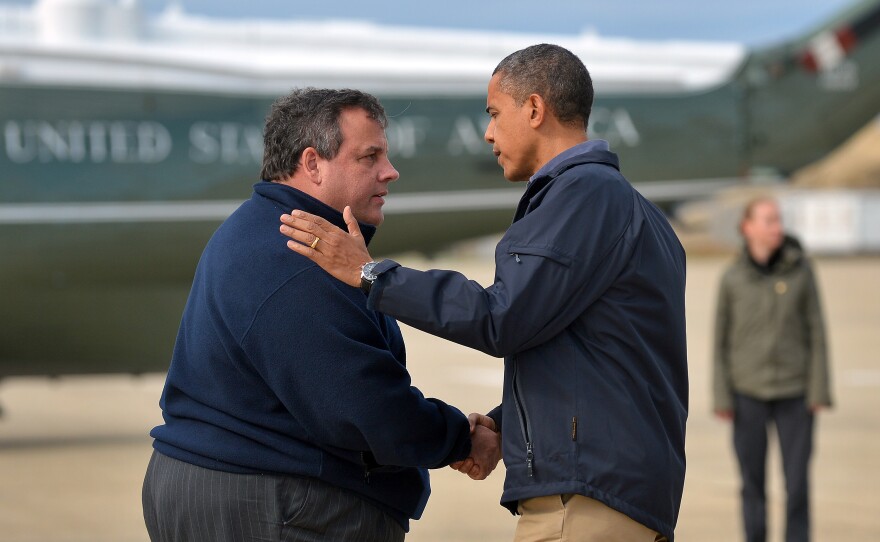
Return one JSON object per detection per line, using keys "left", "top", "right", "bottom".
{"left": 280, "top": 45, "right": 688, "bottom": 541}
{"left": 143, "top": 88, "right": 500, "bottom": 542}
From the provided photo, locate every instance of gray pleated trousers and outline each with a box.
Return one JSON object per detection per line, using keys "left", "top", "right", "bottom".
{"left": 142, "top": 450, "right": 405, "bottom": 542}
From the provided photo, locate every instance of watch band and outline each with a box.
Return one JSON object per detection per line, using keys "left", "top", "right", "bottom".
{"left": 360, "top": 261, "right": 379, "bottom": 294}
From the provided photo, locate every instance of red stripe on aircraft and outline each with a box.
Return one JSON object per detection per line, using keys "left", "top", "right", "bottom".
{"left": 800, "top": 27, "right": 858, "bottom": 73}
{"left": 800, "top": 51, "right": 819, "bottom": 72}
{"left": 835, "top": 27, "right": 858, "bottom": 52}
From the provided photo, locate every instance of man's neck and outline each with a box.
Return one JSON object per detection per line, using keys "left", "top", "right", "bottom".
{"left": 543, "top": 134, "right": 588, "bottom": 163}
{"left": 530, "top": 134, "right": 588, "bottom": 175}
{"left": 747, "top": 243, "right": 774, "bottom": 266}
{"left": 273, "top": 176, "right": 321, "bottom": 201}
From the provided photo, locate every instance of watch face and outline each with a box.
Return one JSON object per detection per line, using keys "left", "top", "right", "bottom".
{"left": 362, "top": 262, "right": 378, "bottom": 281}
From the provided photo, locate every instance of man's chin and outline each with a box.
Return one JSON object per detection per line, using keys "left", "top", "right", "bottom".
{"left": 347, "top": 205, "right": 383, "bottom": 227}
{"left": 361, "top": 212, "right": 384, "bottom": 227}
{"left": 502, "top": 169, "right": 530, "bottom": 183}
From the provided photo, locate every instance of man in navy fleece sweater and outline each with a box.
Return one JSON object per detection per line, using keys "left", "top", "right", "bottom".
{"left": 142, "top": 88, "right": 501, "bottom": 542}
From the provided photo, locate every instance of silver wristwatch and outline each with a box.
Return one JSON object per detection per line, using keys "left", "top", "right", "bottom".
{"left": 360, "top": 261, "right": 379, "bottom": 294}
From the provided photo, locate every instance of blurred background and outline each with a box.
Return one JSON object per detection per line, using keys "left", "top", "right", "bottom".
{"left": 0, "top": 0, "right": 878, "bottom": 540}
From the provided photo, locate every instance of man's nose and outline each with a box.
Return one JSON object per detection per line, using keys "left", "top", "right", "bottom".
{"left": 381, "top": 157, "right": 400, "bottom": 183}
{"left": 484, "top": 120, "right": 494, "bottom": 143}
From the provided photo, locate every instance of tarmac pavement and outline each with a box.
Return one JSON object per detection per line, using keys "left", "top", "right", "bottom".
{"left": 0, "top": 255, "right": 877, "bottom": 541}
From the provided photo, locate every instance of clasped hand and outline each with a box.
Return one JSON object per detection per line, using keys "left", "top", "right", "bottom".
{"left": 450, "top": 413, "right": 502, "bottom": 480}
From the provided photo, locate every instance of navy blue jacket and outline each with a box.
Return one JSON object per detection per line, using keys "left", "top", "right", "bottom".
{"left": 368, "top": 147, "right": 688, "bottom": 538}
{"left": 150, "top": 182, "right": 471, "bottom": 530}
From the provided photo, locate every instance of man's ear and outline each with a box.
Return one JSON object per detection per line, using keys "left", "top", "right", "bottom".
{"left": 527, "top": 93, "right": 546, "bottom": 128}
{"left": 301, "top": 147, "right": 321, "bottom": 185}
{"left": 739, "top": 218, "right": 750, "bottom": 239}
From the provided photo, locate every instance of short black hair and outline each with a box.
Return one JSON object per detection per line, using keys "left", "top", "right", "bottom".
{"left": 493, "top": 44, "right": 593, "bottom": 130}
{"left": 260, "top": 88, "right": 387, "bottom": 181}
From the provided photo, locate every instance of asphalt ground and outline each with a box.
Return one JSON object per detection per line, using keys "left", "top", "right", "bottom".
{"left": 0, "top": 254, "right": 878, "bottom": 542}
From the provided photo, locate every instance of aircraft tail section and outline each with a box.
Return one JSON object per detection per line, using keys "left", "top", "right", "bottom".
{"left": 740, "top": 0, "right": 880, "bottom": 174}
{"left": 799, "top": 0, "right": 880, "bottom": 72}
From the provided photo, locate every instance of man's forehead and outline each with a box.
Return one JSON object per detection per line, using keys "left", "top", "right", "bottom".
{"left": 750, "top": 203, "right": 781, "bottom": 221}
{"left": 339, "top": 110, "right": 387, "bottom": 146}
{"left": 754, "top": 201, "right": 780, "bottom": 213}
{"left": 339, "top": 107, "right": 382, "bottom": 128}
{"left": 486, "top": 74, "right": 509, "bottom": 109}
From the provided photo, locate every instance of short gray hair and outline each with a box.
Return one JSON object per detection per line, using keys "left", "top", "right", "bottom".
{"left": 260, "top": 88, "right": 387, "bottom": 181}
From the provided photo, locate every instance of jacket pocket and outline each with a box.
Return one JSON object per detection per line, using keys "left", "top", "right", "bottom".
{"left": 278, "top": 475, "right": 314, "bottom": 527}
{"left": 511, "top": 359, "right": 535, "bottom": 477}
{"left": 508, "top": 244, "right": 573, "bottom": 267}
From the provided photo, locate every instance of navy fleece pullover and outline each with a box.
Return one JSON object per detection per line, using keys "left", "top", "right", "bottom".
{"left": 150, "top": 182, "right": 471, "bottom": 529}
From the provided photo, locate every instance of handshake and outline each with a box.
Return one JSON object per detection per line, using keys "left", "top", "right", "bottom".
{"left": 450, "top": 413, "right": 503, "bottom": 480}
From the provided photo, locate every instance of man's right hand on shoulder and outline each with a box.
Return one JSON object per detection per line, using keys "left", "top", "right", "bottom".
{"left": 280, "top": 206, "right": 373, "bottom": 287}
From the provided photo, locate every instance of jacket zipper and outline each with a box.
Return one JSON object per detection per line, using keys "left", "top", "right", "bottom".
{"left": 511, "top": 360, "right": 535, "bottom": 477}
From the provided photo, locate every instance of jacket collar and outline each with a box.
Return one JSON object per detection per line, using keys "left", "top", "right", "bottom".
{"left": 253, "top": 181, "right": 378, "bottom": 246}
{"left": 742, "top": 235, "right": 803, "bottom": 274}
{"left": 528, "top": 139, "right": 611, "bottom": 185}
{"left": 514, "top": 146, "right": 621, "bottom": 221}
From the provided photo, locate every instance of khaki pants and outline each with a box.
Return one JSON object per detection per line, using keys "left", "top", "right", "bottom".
{"left": 514, "top": 494, "right": 666, "bottom": 542}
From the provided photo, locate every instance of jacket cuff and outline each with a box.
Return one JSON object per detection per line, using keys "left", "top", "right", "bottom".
{"left": 366, "top": 259, "right": 401, "bottom": 310}
{"left": 487, "top": 404, "right": 503, "bottom": 431}
{"left": 807, "top": 390, "right": 833, "bottom": 409}
{"left": 713, "top": 392, "right": 734, "bottom": 413}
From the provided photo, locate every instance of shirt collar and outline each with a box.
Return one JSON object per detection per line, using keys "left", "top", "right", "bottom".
{"left": 529, "top": 139, "right": 610, "bottom": 185}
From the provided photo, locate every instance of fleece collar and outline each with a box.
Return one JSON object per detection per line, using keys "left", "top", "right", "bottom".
{"left": 254, "top": 181, "right": 378, "bottom": 246}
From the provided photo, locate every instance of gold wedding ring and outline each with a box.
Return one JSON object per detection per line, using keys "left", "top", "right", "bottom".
{"left": 309, "top": 236, "right": 320, "bottom": 250}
